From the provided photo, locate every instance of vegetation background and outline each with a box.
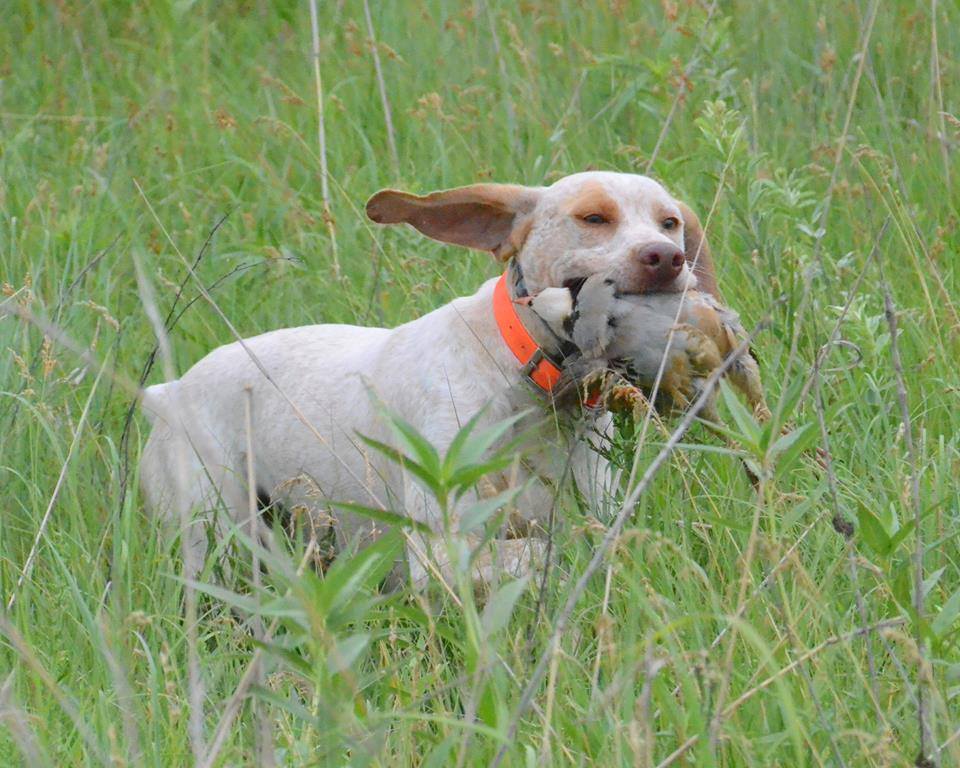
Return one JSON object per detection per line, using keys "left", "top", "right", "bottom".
{"left": 1, "top": 0, "right": 958, "bottom": 765}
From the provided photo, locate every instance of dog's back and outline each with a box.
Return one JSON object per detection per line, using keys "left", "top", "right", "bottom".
{"left": 139, "top": 322, "right": 395, "bottom": 554}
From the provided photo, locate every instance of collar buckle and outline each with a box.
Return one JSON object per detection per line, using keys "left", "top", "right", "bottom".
{"left": 519, "top": 347, "right": 545, "bottom": 381}
{"left": 519, "top": 346, "right": 564, "bottom": 391}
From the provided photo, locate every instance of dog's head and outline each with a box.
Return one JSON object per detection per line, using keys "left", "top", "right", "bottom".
{"left": 366, "top": 171, "right": 720, "bottom": 299}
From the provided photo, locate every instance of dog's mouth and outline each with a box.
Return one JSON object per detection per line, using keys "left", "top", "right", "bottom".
{"left": 563, "top": 277, "right": 587, "bottom": 302}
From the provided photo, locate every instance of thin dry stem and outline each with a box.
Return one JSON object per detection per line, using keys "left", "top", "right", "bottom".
{"left": 244, "top": 387, "right": 275, "bottom": 767}
{"left": 362, "top": 0, "right": 399, "bottom": 175}
{"left": 644, "top": 0, "right": 720, "bottom": 174}
{"left": 6, "top": 365, "right": 103, "bottom": 611}
{"left": 654, "top": 619, "right": 906, "bottom": 768}
{"left": 97, "top": 615, "right": 143, "bottom": 764}
{"left": 133, "top": 251, "right": 206, "bottom": 764}
{"left": 881, "top": 273, "right": 934, "bottom": 764}
{"left": 929, "top": 0, "right": 951, "bottom": 195}
{"left": 308, "top": 0, "right": 340, "bottom": 276}
{"left": 811, "top": 0, "right": 879, "bottom": 271}
{"left": 480, "top": 0, "right": 518, "bottom": 154}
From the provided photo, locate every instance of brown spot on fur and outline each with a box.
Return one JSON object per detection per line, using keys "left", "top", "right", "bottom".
{"left": 677, "top": 201, "right": 720, "bottom": 300}
{"left": 564, "top": 182, "right": 621, "bottom": 226}
{"left": 499, "top": 214, "right": 534, "bottom": 261}
{"left": 654, "top": 204, "right": 681, "bottom": 224}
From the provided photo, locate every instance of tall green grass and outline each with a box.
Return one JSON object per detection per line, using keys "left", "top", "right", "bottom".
{"left": 1, "top": 1, "right": 958, "bottom": 765}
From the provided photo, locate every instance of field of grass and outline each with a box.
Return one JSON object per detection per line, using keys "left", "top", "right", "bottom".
{"left": 2, "top": 0, "right": 959, "bottom": 765}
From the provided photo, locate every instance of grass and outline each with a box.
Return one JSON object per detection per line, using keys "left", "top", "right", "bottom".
{"left": 1, "top": 0, "right": 959, "bottom": 765}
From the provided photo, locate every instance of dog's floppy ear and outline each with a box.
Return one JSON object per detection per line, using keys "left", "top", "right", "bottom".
{"left": 366, "top": 184, "right": 541, "bottom": 260}
{"left": 677, "top": 201, "right": 721, "bottom": 300}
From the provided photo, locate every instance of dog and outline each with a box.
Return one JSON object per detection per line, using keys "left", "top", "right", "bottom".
{"left": 139, "top": 171, "right": 720, "bottom": 589}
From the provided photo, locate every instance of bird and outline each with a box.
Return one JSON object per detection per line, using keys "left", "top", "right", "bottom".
{"left": 524, "top": 274, "right": 770, "bottom": 422}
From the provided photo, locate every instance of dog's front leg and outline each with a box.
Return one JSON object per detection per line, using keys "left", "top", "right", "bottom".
{"left": 570, "top": 411, "right": 617, "bottom": 515}
{"left": 401, "top": 477, "right": 544, "bottom": 592}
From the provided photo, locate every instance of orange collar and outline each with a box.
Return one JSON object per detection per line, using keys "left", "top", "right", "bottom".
{"left": 493, "top": 271, "right": 564, "bottom": 393}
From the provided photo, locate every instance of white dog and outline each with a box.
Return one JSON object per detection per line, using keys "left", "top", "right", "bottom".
{"left": 139, "top": 171, "right": 719, "bottom": 588}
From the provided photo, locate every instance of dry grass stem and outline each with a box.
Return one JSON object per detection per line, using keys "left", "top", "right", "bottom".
{"left": 6, "top": 365, "right": 103, "bottom": 611}
{"left": 362, "top": 0, "right": 399, "bottom": 175}
{"left": 811, "top": 0, "right": 880, "bottom": 271}
{"left": 881, "top": 273, "right": 934, "bottom": 764}
{"left": 308, "top": 0, "right": 340, "bottom": 276}
{"left": 133, "top": 250, "right": 207, "bottom": 764}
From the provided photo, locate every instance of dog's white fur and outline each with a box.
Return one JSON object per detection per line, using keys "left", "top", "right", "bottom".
{"left": 139, "top": 171, "right": 715, "bottom": 588}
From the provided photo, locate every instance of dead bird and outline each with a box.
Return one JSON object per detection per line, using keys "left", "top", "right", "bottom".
{"left": 522, "top": 274, "right": 771, "bottom": 421}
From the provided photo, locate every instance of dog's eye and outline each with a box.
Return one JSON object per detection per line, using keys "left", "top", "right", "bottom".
{"left": 662, "top": 216, "right": 680, "bottom": 231}
{"left": 582, "top": 213, "right": 608, "bottom": 225}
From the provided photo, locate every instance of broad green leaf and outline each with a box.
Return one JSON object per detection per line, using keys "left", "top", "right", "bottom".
{"left": 459, "top": 486, "right": 525, "bottom": 534}
{"left": 855, "top": 503, "right": 891, "bottom": 557}
{"left": 251, "top": 638, "right": 313, "bottom": 675}
{"left": 481, "top": 575, "right": 529, "bottom": 638}
{"left": 878, "top": 500, "right": 900, "bottom": 539}
{"left": 444, "top": 410, "right": 530, "bottom": 476}
{"left": 383, "top": 411, "right": 442, "bottom": 480}
{"left": 368, "top": 394, "right": 443, "bottom": 479}
{"left": 318, "top": 532, "right": 403, "bottom": 617}
{"left": 330, "top": 500, "right": 433, "bottom": 535}
{"left": 178, "top": 578, "right": 262, "bottom": 616}
{"left": 251, "top": 685, "right": 319, "bottom": 725}
{"left": 922, "top": 567, "right": 946, "bottom": 602}
{"left": 696, "top": 417, "right": 750, "bottom": 447}
{"left": 933, "top": 588, "right": 960, "bottom": 639}
{"left": 357, "top": 433, "right": 441, "bottom": 495}
{"left": 771, "top": 421, "right": 818, "bottom": 479}
{"left": 770, "top": 373, "right": 807, "bottom": 430}
{"left": 327, "top": 632, "right": 371, "bottom": 674}
{"left": 887, "top": 520, "right": 916, "bottom": 555}
{"left": 782, "top": 483, "right": 827, "bottom": 529}
{"left": 672, "top": 441, "right": 743, "bottom": 457}
{"left": 179, "top": 578, "right": 311, "bottom": 629}
{"left": 441, "top": 409, "right": 487, "bottom": 475}
{"left": 449, "top": 454, "right": 516, "bottom": 498}
{"left": 892, "top": 559, "right": 913, "bottom": 609}
{"left": 719, "top": 379, "right": 761, "bottom": 449}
